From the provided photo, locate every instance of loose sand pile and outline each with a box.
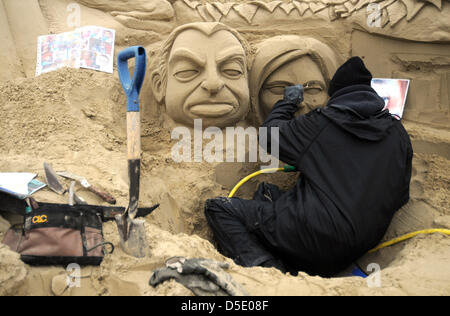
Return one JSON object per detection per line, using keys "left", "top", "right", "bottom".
{"left": 0, "top": 67, "right": 449, "bottom": 296}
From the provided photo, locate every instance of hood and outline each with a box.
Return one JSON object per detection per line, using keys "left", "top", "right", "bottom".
{"left": 328, "top": 56, "right": 372, "bottom": 97}
{"left": 321, "top": 85, "right": 395, "bottom": 141}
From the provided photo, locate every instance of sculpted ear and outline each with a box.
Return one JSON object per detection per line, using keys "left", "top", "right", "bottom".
{"left": 151, "top": 70, "right": 165, "bottom": 103}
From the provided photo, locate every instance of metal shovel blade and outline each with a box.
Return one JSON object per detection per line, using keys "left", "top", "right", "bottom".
{"left": 115, "top": 214, "right": 151, "bottom": 258}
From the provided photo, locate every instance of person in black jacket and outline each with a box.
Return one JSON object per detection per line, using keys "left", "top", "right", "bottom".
{"left": 204, "top": 57, "right": 413, "bottom": 277}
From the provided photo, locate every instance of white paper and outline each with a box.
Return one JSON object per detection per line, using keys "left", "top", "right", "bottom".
{"left": 0, "top": 173, "right": 37, "bottom": 196}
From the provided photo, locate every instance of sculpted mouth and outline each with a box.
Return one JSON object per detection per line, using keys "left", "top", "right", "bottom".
{"left": 189, "top": 103, "right": 234, "bottom": 118}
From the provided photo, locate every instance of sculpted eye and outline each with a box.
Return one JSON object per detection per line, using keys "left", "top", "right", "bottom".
{"left": 263, "top": 82, "right": 289, "bottom": 95}
{"left": 304, "top": 81, "right": 325, "bottom": 95}
{"left": 305, "top": 87, "right": 323, "bottom": 95}
{"left": 266, "top": 86, "right": 285, "bottom": 95}
{"left": 220, "top": 61, "right": 244, "bottom": 79}
{"left": 223, "top": 69, "right": 242, "bottom": 78}
{"left": 174, "top": 69, "right": 199, "bottom": 81}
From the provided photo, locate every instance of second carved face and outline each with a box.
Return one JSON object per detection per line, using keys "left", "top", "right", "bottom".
{"left": 250, "top": 35, "right": 340, "bottom": 125}
{"left": 259, "top": 56, "right": 329, "bottom": 119}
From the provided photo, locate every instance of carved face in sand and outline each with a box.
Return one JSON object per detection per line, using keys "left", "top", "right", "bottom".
{"left": 151, "top": 23, "right": 250, "bottom": 128}
{"left": 260, "top": 56, "right": 329, "bottom": 119}
{"left": 250, "top": 36, "right": 340, "bottom": 125}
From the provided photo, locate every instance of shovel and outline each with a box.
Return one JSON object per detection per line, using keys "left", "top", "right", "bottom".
{"left": 115, "top": 46, "right": 151, "bottom": 258}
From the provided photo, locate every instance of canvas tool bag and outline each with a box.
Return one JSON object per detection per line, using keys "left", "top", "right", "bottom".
{"left": 2, "top": 202, "right": 114, "bottom": 266}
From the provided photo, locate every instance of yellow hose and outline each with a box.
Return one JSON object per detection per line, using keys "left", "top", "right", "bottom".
{"left": 228, "top": 168, "right": 284, "bottom": 198}
{"left": 368, "top": 229, "right": 450, "bottom": 253}
{"left": 228, "top": 169, "right": 450, "bottom": 253}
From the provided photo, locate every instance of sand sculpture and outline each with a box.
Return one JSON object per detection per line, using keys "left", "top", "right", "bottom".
{"left": 250, "top": 35, "right": 341, "bottom": 125}
{"left": 74, "top": 0, "right": 175, "bottom": 30}
{"left": 0, "top": 0, "right": 175, "bottom": 81}
{"left": 171, "top": 0, "right": 449, "bottom": 42}
{"left": 149, "top": 30, "right": 343, "bottom": 128}
{"left": 150, "top": 22, "right": 251, "bottom": 128}
{"left": 174, "top": 0, "right": 443, "bottom": 23}
{"left": 2, "top": 0, "right": 448, "bottom": 126}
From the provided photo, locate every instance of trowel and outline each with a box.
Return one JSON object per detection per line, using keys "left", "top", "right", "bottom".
{"left": 115, "top": 45, "right": 154, "bottom": 258}
{"left": 44, "top": 162, "right": 66, "bottom": 195}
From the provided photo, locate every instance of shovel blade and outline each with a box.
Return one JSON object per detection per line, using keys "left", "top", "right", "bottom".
{"left": 115, "top": 214, "right": 150, "bottom": 258}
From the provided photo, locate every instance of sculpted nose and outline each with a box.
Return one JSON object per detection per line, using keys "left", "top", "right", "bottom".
{"left": 201, "top": 69, "right": 225, "bottom": 94}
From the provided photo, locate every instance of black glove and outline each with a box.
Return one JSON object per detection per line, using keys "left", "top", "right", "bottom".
{"left": 149, "top": 257, "right": 248, "bottom": 296}
{"left": 283, "top": 84, "right": 304, "bottom": 105}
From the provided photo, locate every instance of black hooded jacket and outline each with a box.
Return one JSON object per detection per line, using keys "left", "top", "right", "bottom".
{"left": 261, "top": 84, "right": 413, "bottom": 275}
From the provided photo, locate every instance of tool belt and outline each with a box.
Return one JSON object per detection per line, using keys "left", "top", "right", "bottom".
{"left": 2, "top": 203, "right": 114, "bottom": 266}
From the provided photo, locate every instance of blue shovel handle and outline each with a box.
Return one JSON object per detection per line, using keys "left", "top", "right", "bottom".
{"left": 117, "top": 46, "right": 147, "bottom": 112}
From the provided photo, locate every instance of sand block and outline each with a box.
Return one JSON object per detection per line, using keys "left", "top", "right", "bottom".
{"left": 3, "top": 0, "right": 48, "bottom": 78}
{"left": 0, "top": 1, "right": 23, "bottom": 82}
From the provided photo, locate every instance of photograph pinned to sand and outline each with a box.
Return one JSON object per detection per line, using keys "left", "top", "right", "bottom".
{"left": 36, "top": 31, "right": 81, "bottom": 76}
{"left": 36, "top": 26, "right": 115, "bottom": 76}
{"left": 372, "top": 78, "right": 410, "bottom": 120}
{"left": 79, "top": 26, "right": 115, "bottom": 74}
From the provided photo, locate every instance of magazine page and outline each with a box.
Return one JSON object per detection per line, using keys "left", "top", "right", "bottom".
{"left": 371, "top": 78, "right": 410, "bottom": 119}
{"left": 36, "top": 26, "right": 115, "bottom": 76}
{"left": 36, "top": 30, "right": 81, "bottom": 76}
{"left": 79, "top": 26, "right": 116, "bottom": 74}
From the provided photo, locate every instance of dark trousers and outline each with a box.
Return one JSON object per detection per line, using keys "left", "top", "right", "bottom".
{"left": 204, "top": 183, "right": 295, "bottom": 274}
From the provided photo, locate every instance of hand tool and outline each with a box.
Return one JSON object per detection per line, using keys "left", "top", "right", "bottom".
{"left": 57, "top": 171, "right": 116, "bottom": 205}
{"left": 115, "top": 45, "right": 153, "bottom": 258}
{"left": 44, "top": 162, "right": 66, "bottom": 195}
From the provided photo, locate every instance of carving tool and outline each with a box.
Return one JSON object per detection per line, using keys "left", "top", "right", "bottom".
{"left": 56, "top": 171, "right": 116, "bottom": 205}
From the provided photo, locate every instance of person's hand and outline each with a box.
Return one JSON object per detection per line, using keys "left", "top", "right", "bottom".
{"left": 283, "top": 85, "right": 304, "bottom": 106}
